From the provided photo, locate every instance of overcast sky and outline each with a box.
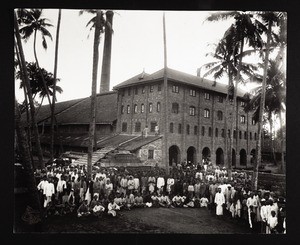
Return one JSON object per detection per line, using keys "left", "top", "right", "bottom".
{"left": 15, "top": 9, "right": 264, "bottom": 104}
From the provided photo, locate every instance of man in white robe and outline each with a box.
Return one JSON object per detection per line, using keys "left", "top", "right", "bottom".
{"left": 214, "top": 187, "right": 225, "bottom": 216}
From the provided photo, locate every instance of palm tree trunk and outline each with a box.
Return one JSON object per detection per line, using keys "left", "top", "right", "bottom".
{"left": 33, "top": 29, "right": 52, "bottom": 108}
{"left": 35, "top": 95, "right": 45, "bottom": 115}
{"left": 230, "top": 38, "right": 244, "bottom": 173}
{"left": 50, "top": 9, "right": 62, "bottom": 162}
{"left": 253, "top": 20, "right": 272, "bottom": 190}
{"left": 15, "top": 38, "right": 34, "bottom": 165}
{"left": 225, "top": 71, "right": 231, "bottom": 179}
{"left": 279, "top": 111, "right": 285, "bottom": 173}
{"left": 269, "top": 113, "right": 277, "bottom": 165}
{"left": 15, "top": 97, "right": 42, "bottom": 219}
{"left": 87, "top": 11, "right": 102, "bottom": 180}
{"left": 14, "top": 11, "right": 44, "bottom": 168}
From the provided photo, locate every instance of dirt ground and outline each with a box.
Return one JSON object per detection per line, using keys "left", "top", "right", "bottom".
{"left": 37, "top": 207, "right": 251, "bottom": 234}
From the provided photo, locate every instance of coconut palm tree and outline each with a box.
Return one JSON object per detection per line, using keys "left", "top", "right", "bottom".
{"left": 245, "top": 59, "right": 286, "bottom": 174}
{"left": 14, "top": 10, "right": 44, "bottom": 168}
{"left": 252, "top": 12, "right": 286, "bottom": 189}
{"left": 202, "top": 38, "right": 261, "bottom": 179}
{"left": 79, "top": 9, "right": 106, "bottom": 180}
{"left": 50, "top": 9, "right": 62, "bottom": 162}
{"left": 17, "top": 8, "right": 54, "bottom": 108}
{"left": 206, "top": 11, "right": 264, "bottom": 181}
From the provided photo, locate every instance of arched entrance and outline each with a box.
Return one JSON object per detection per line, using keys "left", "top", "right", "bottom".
{"left": 187, "top": 146, "right": 196, "bottom": 164}
{"left": 240, "top": 149, "right": 247, "bottom": 166}
{"left": 216, "top": 148, "right": 224, "bottom": 165}
{"left": 169, "top": 145, "right": 180, "bottom": 166}
{"left": 202, "top": 147, "right": 211, "bottom": 162}
{"left": 250, "top": 149, "right": 256, "bottom": 164}
{"left": 232, "top": 149, "right": 236, "bottom": 166}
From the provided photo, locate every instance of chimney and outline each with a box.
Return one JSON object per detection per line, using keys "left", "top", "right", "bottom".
{"left": 100, "top": 10, "right": 114, "bottom": 93}
{"left": 196, "top": 67, "right": 201, "bottom": 77}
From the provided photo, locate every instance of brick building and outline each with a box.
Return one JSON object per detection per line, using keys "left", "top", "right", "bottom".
{"left": 114, "top": 67, "right": 258, "bottom": 171}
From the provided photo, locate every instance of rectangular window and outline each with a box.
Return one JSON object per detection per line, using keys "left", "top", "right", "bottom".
{"left": 234, "top": 130, "right": 237, "bottom": 139}
{"left": 252, "top": 118, "right": 256, "bottom": 125}
{"left": 121, "top": 105, "right": 124, "bottom": 114}
{"left": 189, "top": 89, "right": 196, "bottom": 97}
{"left": 186, "top": 125, "right": 190, "bottom": 135}
{"left": 217, "top": 111, "right": 223, "bottom": 121}
{"left": 150, "top": 85, "right": 154, "bottom": 93}
{"left": 178, "top": 124, "right": 182, "bottom": 134}
{"left": 204, "top": 92, "right": 210, "bottom": 100}
{"left": 189, "top": 106, "right": 196, "bottom": 116}
{"left": 201, "top": 126, "right": 205, "bottom": 136}
{"left": 218, "top": 96, "right": 223, "bottom": 103}
{"left": 244, "top": 131, "right": 247, "bottom": 140}
{"left": 158, "top": 84, "right": 162, "bottom": 92}
{"left": 240, "top": 115, "right": 246, "bottom": 124}
{"left": 241, "top": 101, "right": 245, "bottom": 107}
{"left": 172, "top": 85, "right": 179, "bottom": 93}
{"left": 128, "top": 88, "right": 131, "bottom": 96}
{"left": 135, "top": 122, "right": 141, "bottom": 132}
{"left": 215, "top": 128, "right": 218, "bottom": 137}
{"left": 250, "top": 132, "right": 252, "bottom": 140}
{"left": 150, "top": 122, "right": 157, "bottom": 132}
{"left": 148, "top": 150, "right": 154, "bottom": 159}
{"left": 221, "top": 129, "right": 225, "bottom": 138}
{"left": 122, "top": 122, "right": 127, "bottom": 132}
{"left": 208, "top": 127, "right": 212, "bottom": 137}
{"left": 170, "top": 123, "right": 174, "bottom": 133}
{"left": 121, "top": 90, "right": 125, "bottom": 97}
{"left": 135, "top": 87, "right": 138, "bottom": 95}
{"left": 194, "top": 126, "right": 198, "bottom": 135}
{"left": 142, "top": 86, "right": 145, "bottom": 94}
{"left": 172, "top": 103, "right": 179, "bottom": 114}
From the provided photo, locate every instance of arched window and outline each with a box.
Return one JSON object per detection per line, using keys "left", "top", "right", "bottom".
{"left": 254, "top": 132, "right": 257, "bottom": 140}
{"left": 141, "top": 104, "right": 145, "bottom": 113}
{"left": 239, "top": 130, "right": 242, "bottom": 139}
{"left": 244, "top": 131, "right": 247, "bottom": 139}
{"left": 204, "top": 109, "right": 210, "bottom": 118}
{"left": 172, "top": 103, "right": 179, "bottom": 114}
{"left": 201, "top": 126, "right": 205, "bottom": 136}
{"left": 149, "top": 103, "right": 153, "bottom": 113}
{"left": 127, "top": 105, "right": 130, "bottom": 114}
{"left": 240, "top": 115, "right": 246, "bottom": 124}
{"left": 121, "top": 105, "right": 124, "bottom": 114}
{"left": 189, "top": 106, "right": 196, "bottom": 116}
{"left": 221, "top": 129, "right": 225, "bottom": 138}
{"left": 157, "top": 102, "right": 161, "bottom": 112}
{"left": 134, "top": 104, "right": 138, "bottom": 114}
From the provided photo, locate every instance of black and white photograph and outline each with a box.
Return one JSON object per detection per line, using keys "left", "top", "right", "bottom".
{"left": 13, "top": 7, "right": 287, "bottom": 235}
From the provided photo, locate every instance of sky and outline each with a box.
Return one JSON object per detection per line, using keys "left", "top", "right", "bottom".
{"left": 15, "top": 9, "right": 257, "bottom": 104}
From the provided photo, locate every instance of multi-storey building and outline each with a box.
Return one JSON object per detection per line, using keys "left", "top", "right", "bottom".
{"left": 114, "top": 67, "right": 258, "bottom": 171}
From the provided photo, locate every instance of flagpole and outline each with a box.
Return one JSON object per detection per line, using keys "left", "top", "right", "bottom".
{"left": 163, "top": 12, "right": 169, "bottom": 174}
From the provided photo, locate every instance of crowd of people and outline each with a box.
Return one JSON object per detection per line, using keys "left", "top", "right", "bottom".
{"left": 34, "top": 159, "right": 286, "bottom": 234}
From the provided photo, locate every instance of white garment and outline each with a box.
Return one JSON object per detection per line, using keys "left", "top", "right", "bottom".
{"left": 56, "top": 180, "right": 67, "bottom": 193}
{"left": 157, "top": 177, "right": 165, "bottom": 189}
{"left": 214, "top": 192, "right": 225, "bottom": 215}
{"left": 44, "top": 182, "right": 55, "bottom": 197}
{"left": 133, "top": 178, "right": 140, "bottom": 190}
{"left": 37, "top": 180, "right": 48, "bottom": 193}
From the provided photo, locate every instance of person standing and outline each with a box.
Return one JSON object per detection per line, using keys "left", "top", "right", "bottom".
{"left": 214, "top": 187, "right": 225, "bottom": 216}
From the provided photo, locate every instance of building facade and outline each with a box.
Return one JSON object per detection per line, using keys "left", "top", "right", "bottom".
{"left": 114, "top": 68, "right": 258, "bottom": 171}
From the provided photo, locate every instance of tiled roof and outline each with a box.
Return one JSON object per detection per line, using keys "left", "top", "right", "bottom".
{"left": 119, "top": 135, "right": 162, "bottom": 151}
{"left": 23, "top": 91, "right": 118, "bottom": 125}
{"left": 114, "top": 67, "right": 247, "bottom": 98}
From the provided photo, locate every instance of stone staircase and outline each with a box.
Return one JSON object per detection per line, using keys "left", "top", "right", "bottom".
{"left": 73, "top": 146, "right": 116, "bottom": 166}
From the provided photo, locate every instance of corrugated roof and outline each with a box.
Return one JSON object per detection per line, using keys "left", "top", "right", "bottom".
{"left": 96, "top": 134, "right": 137, "bottom": 148}
{"left": 114, "top": 67, "right": 247, "bottom": 98}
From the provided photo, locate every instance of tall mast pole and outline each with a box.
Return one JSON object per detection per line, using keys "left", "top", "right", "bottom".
{"left": 163, "top": 12, "right": 169, "bottom": 174}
